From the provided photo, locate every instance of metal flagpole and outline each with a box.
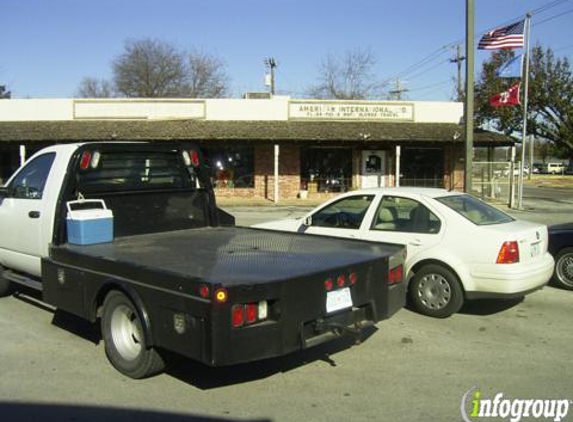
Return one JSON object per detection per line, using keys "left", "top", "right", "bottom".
{"left": 517, "top": 13, "right": 532, "bottom": 209}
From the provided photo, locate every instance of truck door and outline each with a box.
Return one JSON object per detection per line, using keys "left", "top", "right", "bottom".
{"left": 0, "top": 153, "right": 56, "bottom": 277}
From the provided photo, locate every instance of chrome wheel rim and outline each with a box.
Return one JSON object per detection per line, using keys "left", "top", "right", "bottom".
{"left": 110, "top": 304, "right": 142, "bottom": 361}
{"left": 417, "top": 273, "right": 451, "bottom": 310}
{"left": 556, "top": 253, "right": 573, "bottom": 287}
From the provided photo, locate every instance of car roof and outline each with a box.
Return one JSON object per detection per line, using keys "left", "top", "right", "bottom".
{"left": 348, "top": 187, "right": 464, "bottom": 199}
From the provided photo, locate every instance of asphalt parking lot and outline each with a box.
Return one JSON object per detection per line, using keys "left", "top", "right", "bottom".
{"left": 1, "top": 187, "right": 572, "bottom": 422}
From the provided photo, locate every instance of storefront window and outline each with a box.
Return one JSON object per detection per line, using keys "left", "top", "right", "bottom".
{"left": 401, "top": 148, "right": 444, "bottom": 188}
{"left": 301, "top": 148, "right": 352, "bottom": 193}
{"left": 203, "top": 147, "right": 254, "bottom": 188}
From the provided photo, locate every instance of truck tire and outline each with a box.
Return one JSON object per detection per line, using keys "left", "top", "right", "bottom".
{"left": 0, "top": 265, "right": 13, "bottom": 297}
{"left": 101, "top": 290, "right": 165, "bottom": 379}
{"left": 409, "top": 264, "right": 464, "bottom": 318}
{"left": 552, "top": 247, "right": 573, "bottom": 291}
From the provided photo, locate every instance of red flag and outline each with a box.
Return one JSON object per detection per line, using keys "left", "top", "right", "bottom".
{"left": 489, "top": 83, "right": 521, "bottom": 107}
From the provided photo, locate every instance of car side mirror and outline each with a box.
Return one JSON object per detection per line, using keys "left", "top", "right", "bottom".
{"left": 303, "top": 216, "right": 313, "bottom": 227}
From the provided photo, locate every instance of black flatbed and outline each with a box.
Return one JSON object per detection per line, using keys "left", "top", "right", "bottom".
{"left": 51, "top": 226, "right": 402, "bottom": 288}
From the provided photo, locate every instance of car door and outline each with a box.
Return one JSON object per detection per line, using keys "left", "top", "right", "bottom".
{"left": 0, "top": 153, "right": 56, "bottom": 276}
{"left": 302, "top": 194, "right": 377, "bottom": 239}
{"left": 360, "top": 195, "right": 444, "bottom": 269}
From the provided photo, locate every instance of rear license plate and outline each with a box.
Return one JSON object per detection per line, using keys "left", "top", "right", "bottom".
{"left": 326, "top": 287, "right": 353, "bottom": 313}
{"left": 531, "top": 241, "right": 541, "bottom": 257}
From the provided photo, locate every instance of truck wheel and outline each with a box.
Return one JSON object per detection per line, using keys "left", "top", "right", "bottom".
{"left": 0, "top": 266, "right": 13, "bottom": 297}
{"left": 553, "top": 247, "right": 573, "bottom": 291}
{"left": 409, "top": 264, "right": 464, "bottom": 318}
{"left": 101, "top": 291, "right": 165, "bottom": 379}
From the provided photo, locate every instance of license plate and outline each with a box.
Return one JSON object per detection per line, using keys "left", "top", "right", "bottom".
{"left": 530, "top": 241, "right": 541, "bottom": 257}
{"left": 326, "top": 287, "right": 353, "bottom": 313}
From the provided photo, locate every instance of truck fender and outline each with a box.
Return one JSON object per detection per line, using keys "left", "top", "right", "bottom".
{"left": 94, "top": 281, "right": 155, "bottom": 348}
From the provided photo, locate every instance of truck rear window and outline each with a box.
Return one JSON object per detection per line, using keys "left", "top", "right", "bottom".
{"left": 77, "top": 150, "right": 190, "bottom": 193}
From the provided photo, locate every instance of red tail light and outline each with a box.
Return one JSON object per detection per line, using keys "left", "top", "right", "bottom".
{"left": 190, "top": 150, "right": 200, "bottom": 167}
{"left": 199, "top": 285, "right": 210, "bottom": 299}
{"left": 349, "top": 272, "right": 357, "bottom": 285}
{"left": 79, "top": 151, "right": 92, "bottom": 169}
{"left": 325, "top": 278, "right": 334, "bottom": 291}
{"left": 337, "top": 275, "right": 346, "bottom": 288}
{"left": 245, "top": 303, "right": 257, "bottom": 323}
{"left": 497, "top": 241, "right": 519, "bottom": 264}
{"left": 389, "top": 265, "right": 403, "bottom": 285}
{"left": 232, "top": 305, "right": 244, "bottom": 327}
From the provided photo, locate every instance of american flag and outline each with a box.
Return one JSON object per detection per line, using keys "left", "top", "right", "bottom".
{"left": 478, "top": 21, "right": 525, "bottom": 50}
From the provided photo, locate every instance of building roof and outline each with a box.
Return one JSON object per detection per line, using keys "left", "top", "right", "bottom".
{"left": 0, "top": 120, "right": 513, "bottom": 146}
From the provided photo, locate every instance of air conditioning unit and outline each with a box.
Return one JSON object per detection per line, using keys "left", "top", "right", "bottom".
{"left": 243, "top": 92, "right": 272, "bottom": 100}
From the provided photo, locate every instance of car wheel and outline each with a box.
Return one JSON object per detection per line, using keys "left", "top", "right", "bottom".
{"left": 553, "top": 247, "right": 573, "bottom": 291}
{"left": 101, "top": 290, "right": 165, "bottom": 379}
{"left": 0, "top": 265, "right": 13, "bottom": 297}
{"left": 409, "top": 264, "right": 464, "bottom": 318}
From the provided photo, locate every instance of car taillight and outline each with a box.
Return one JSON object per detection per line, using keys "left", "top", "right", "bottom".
{"left": 190, "top": 150, "right": 200, "bottom": 167}
{"left": 389, "top": 265, "right": 403, "bottom": 285}
{"left": 497, "top": 241, "right": 520, "bottom": 264}
{"left": 79, "top": 151, "right": 92, "bottom": 169}
{"left": 231, "top": 301, "right": 268, "bottom": 328}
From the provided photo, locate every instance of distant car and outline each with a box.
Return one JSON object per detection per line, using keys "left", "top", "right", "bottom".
{"left": 543, "top": 162, "right": 565, "bottom": 174}
{"left": 548, "top": 223, "right": 573, "bottom": 290}
{"left": 253, "top": 188, "right": 554, "bottom": 318}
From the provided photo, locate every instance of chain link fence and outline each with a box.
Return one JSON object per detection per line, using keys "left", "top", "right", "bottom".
{"left": 471, "top": 161, "right": 520, "bottom": 206}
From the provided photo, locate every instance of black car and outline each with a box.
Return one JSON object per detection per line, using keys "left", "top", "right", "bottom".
{"left": 548, "top": 223, "right": 573, "bottom": 290}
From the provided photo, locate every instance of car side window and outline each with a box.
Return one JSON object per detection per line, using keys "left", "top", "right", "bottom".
{"left": 311, "top": 195, "right": 374, "bottom": 229}
{"left": 372, "top": 196, "right": 441, "bottom": 234}
{"left": 8, "top": 153, "right": 56, "bottom": 200}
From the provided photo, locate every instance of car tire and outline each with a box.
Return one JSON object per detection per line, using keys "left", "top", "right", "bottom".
{"left": 552, "top": 247, "right": 573, "bottom": 291}
{"left": 101, "top": 290, "right": 165, "bottom": 379}
{"left": 0, "top": 265, "right": 13, "bottom": 297}
{"left": 409, "top": 264, "right": 464, "bottom": 318}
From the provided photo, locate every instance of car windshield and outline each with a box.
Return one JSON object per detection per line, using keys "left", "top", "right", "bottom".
{"left": 436, "top": 194, "right": 514, "bottom": 226}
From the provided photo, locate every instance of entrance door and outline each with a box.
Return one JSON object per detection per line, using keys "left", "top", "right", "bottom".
{"left": 361, "top": 151, "right": 386, "bottom": 188}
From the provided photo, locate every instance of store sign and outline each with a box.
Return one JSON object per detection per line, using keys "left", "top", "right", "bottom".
{"left": 289, "top": 101, "right": 414, "bottom": 121}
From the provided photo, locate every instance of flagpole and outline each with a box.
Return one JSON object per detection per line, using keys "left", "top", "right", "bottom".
{"left": 517, "top": 13, "right": 532, "bottom": 209}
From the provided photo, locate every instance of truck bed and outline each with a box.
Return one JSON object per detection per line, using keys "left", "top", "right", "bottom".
{"left": 50, "top": 226, "right": 402, "bottom": 286}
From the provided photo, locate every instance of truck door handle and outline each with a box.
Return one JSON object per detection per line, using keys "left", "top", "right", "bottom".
{"left": 29, "top": 211, "right": 41, "bottom": 219}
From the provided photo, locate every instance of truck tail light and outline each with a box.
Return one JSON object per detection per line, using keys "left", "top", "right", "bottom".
{"left": 325, "top": 278, "right": 334, "bottom": 291}
{"left": 199, "top": 285, "right": 210, "bottom": 299}
{"left": 232, "top": 305, "right": 244, "bottom": 328}
{"left": 389, "top": 265, "right": 403, "bottom": 285}
{"left": 497, "top": 241, "right": 519, "bottom": 264}
{"left": 231, "top": 301, "right": 269, "bottom": 328}
{"left": 337, "top": 275, "right": 346, "bottom": 288}
{"left": 190, "top": 149, "right": 200, "bottom": 167}
{"left": 349, "top": 272, "right": 357, "bottom": 285}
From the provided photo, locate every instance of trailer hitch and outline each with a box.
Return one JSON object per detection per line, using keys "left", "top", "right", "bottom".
{"left": 314, "top": 319, "right": 364, "bottom": 344}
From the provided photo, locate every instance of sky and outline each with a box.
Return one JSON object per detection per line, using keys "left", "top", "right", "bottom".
{"left": 2, "top": 0, "right": 572, "bottom": 100}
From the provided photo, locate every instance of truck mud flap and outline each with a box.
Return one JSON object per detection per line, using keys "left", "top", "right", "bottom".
{"left": 301, "top": 305, "right": 376, "bottom": 349}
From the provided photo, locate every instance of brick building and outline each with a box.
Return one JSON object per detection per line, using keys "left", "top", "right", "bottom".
{"left": 0, "top": 97, "right": 512, "bottom": 200}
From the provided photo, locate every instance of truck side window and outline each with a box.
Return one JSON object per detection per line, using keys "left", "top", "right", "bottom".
{"left": 311, "top": 195, "right": 374, "bottom": 229}
{"left": 9, "top": 153, "right": 56, "bottom": 200}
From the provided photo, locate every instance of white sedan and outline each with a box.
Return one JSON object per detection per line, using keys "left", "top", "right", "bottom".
{"left": 253, "top": 187, "right": 554, "bottom": 318}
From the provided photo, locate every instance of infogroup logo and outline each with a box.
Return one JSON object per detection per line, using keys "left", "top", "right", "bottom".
{"left": 461, "top": 387, "right": 571, "bottom": 422}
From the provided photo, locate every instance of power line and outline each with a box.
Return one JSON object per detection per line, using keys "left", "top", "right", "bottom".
{"left": 533, "top": 6, "right": 573, "bottom": 26}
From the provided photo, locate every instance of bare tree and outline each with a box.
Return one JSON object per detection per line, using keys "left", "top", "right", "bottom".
{"left": 307, "top": 48, "right": 383, "bottom": 100}
{"left": 186, "top": 50, "right": 230, "bottom": 98}
{"left": 113, "top": 38, "right": 187, "bottom": 97}
{"left": 0, "top": 84, "right": 10, "bottom": 99}
{"left": 76, "top": 77, "right": 114, "bottom": 98}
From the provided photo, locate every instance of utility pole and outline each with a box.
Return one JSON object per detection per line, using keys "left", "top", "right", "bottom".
{"left": 450, "top": 44, "right": 466, "bottom": 101}
{"left": 464, "top": 0, "right": 475, "bottom": 193}
{"left": 389, "top": 79, "right": 408, "bottom": 100}
{"left": 264, "top": 58, "right": 277, "bottom": 95}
